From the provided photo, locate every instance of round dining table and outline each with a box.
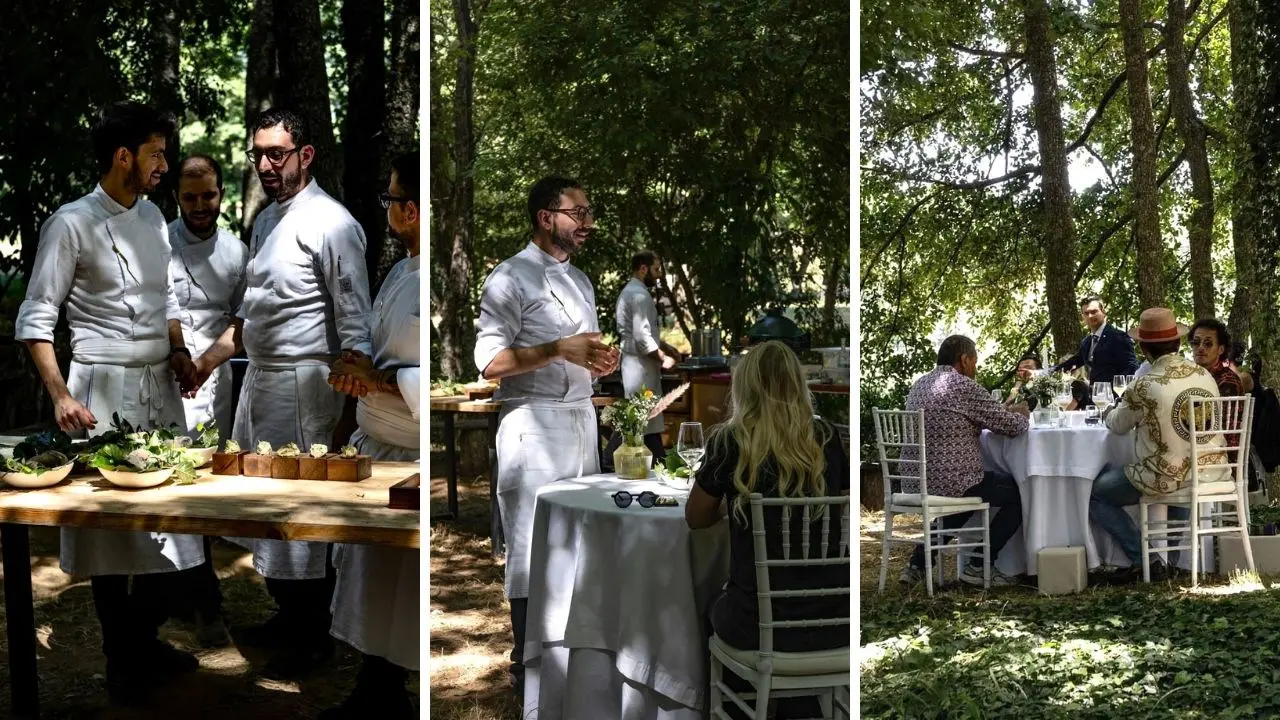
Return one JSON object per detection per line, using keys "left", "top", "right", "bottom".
{"left": 980, "top": 425, "right": 1214, "bottom": 575}
{"left": 522, "top": 473, "right": 730, "bottom": 720}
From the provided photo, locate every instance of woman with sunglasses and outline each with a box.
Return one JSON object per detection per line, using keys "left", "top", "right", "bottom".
{"left": 684, "top": 340, "right": 849, "bottom": 719}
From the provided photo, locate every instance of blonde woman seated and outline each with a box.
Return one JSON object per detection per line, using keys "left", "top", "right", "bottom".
{"left": 685, "top": 340, "right": 849, "bottom": 720}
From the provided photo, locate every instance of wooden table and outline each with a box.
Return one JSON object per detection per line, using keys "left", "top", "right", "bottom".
{"left": 430, "top": 396, "right": 618, "bottom": 558}
{"left": 0, "top": 462, "right": 420, "bottom": 719}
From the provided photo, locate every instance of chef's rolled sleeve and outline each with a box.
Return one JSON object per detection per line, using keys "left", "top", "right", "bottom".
{"left": 474, "top": 267, "right": 522, "bottom": 375}
{"left": 15, "top": 214, "right": 77, "bottom": 343}
{"left": 322, "top": 221, "right": 373, "bottom": 356}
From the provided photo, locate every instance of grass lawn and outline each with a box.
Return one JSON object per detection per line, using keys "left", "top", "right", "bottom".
{"left": 860, "top": 508, "right": 1280, "bottom": 719}
{"left": 428, "top": 452, "right": 522, "bottom": 720}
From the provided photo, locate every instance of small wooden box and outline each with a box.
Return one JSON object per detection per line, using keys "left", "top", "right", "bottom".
{"left": 388, "top": 473, "right": 420, "bottom": 510}
{"left": 298, "top": 455, "right": 333, "bottom": 481}
{"left": 327, "top": 455, "right": 372, "bottom": 482}
{"left": 271, "top": 456, "right": 300, "bottom": 479}
{"left": 211, "top": 451, "right": 247, "bottom": 476}
{"left": 242, "top": 453, "right": 274, "bottom": 478}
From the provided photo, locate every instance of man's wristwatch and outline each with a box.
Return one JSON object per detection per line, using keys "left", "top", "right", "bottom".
{"left": 170, "top": 347, "right": 192, "bottom": 361}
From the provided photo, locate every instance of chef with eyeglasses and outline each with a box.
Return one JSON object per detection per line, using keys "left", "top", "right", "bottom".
{"left": 473, "top": 175, "right": 620, "bottom": 695}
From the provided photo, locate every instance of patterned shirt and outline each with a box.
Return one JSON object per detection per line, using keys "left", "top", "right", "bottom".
{"left": 901, "top": 366, "right": 1029, "bottom": 497}
{"left": 1105, "top": 353, "right": 1229, "bottom": 494}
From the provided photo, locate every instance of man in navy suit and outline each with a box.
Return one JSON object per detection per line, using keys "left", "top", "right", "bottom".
{"left": 1055, "top": 295, "right": 1140, "bottom": 384}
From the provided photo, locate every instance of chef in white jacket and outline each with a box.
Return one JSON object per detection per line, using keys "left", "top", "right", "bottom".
{"left": 193, "top": 108, "right": 373, "bottom": 678}
{"left": 319, "top": 151, "right": 421, "bottom": 720}
{"left": 612, "top": 249, "right": 680, "bottom": 462}
{"left": 14, "top": 101, "right": 204, "bottom": 705}
{"left": 474, "top": 176, "right": 620, "bottom": 694}
{"left": 169, "top": 154, "right": 247, "bottom": 436}
{"left": 166, "top": 154, "right": 246, "bottom": 649}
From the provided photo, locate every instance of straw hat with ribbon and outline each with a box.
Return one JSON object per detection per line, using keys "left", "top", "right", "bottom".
{"left": 1127, "top": 307, "right": 1189, "bottom": 343}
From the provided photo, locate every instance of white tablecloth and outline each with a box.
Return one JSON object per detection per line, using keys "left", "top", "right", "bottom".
{"left": 980, "top": 427, "right": 1213, "bottom": 575}
{"left": 523, "top": 474, "right": 731, "bottom": 719}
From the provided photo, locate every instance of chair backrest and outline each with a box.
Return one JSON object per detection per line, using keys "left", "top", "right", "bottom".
{"left": 1188, "top": 395, "right": 1254, "bottom": 500}
{"left": 872, "top": 408, "right": 927, "bottom": 503}
{"left": 747, "top": 493, "right": 851, "bottom": 659}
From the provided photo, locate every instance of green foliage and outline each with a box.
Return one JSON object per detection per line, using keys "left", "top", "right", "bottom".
{"left": 80, "top": 415, "right": 196, "bottom": 484}
{"left": 862, "top": 587, "right": 1280, "bottom": 718}
{"left": 599, "top": 388, "right": 660, "bottom": 442}
{"left": 194, "top": 420, "right": 221, "bottom": 450}
{"left": 4, "top": 451, "right": 71, "bottom": 476}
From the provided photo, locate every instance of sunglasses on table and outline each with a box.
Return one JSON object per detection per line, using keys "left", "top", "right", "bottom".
{"left": 612, "top": 491, "right": 679, "bottom": 508}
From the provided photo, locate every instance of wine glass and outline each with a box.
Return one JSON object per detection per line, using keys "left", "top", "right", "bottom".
{"left": 677, "top": 422, "right": 705, "bottom": 474}
{"left": 1092, "top": 383, "right": 1114, "bottom": 414}
{"left": 991, "top": 388, "right": 1003, "bottom": 403}
{"left": 1113, "top": 374, "right": 1130, "bottom": 397}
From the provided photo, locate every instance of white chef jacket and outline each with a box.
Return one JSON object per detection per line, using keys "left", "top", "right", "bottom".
{"left": 355, "top": 255, "right": 421, "bottom": 449}
{"left": 230, "top": 179, "right": 373, "bottom": 580}
{"left": 616, "top": 277, "right": 664, "bottom": 435}
{"left": 168, "top": 220, "right": 247, "bottom": 435}
{"left": 474, "top": 241, "right": 601, "bottom": 598}
{"left": 330, "top": 257, "right": 422, "bottom": 670}
{"left": 15, "top": 184, "right": 205, "bottom": 576}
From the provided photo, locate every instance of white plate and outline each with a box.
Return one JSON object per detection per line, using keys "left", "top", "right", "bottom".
{"left": 185, "top": 447, "right": 216, "bottom": 468}
{"left": 99, "top": 467, "right": 174, "bottom": 488}
{"left": 654, "top": 467, "right": 694, "bottom": 491}
{"left": 0, "top": 462, "right": 75, "bottom": 489}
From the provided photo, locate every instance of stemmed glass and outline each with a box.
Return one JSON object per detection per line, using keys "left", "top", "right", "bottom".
{"left": 1092, "top": 382, "right": 1114, "bottom": 413}
{"left": 1113, "top": 374, "right": 1131, "bottom": 398}
{"left": 677, "top": 422, "right": 705, "bottom": 474}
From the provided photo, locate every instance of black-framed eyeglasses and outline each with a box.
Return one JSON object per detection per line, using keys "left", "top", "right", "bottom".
{"left": 379, "top": 192, "right": 414, "bottom": 210}
{"left": 613, "top": 490, "right": 658, "bottom": 509}
{"left": 247, "top": 147, "right": 301, "bottom": 165}
{"left": 547, "top": 206, "right": 595, "bottom": 224}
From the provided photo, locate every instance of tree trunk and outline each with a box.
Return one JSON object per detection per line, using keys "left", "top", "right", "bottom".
{"left": 1023, "top": 0, "right": 1083, "bottom": 359}
{"left": 379, "top": 0, "right": 421, "bottom": 282}
{"left": 274, "top": 0, "right": 342, "bottom": 200}
{"left": 242, "top": 0, "right": 277, "bottom": 242}
{"left": 1253, "top": 0, "right": 1280, "bottom": 388}
{"left": 1119, "top": 0, "right": 1166, "bottom": 308}
{"left": 1230, "top": 0, "right": 1259, "bottom": 344}
{"left": 435, "top": 0, "right": 478, "bottom": 381}
{"left": 150, "top": 0, "right": 182, "bottom": 222}
{"left": 341, "top": 0, "right": 387, "bottom": 286}
{"left": 1166, "top": 0, "right": 1216, "bottom": 320}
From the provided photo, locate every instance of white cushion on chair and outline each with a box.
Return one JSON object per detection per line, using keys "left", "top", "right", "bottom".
{"left": 891, "top": 493, "right": 987, "bottom": 507}
{"left": 710, "top": 634, "right": 849, "bottom": 676}
{"left": 1142, "top": 482, "right": 1240, "bottom": 503}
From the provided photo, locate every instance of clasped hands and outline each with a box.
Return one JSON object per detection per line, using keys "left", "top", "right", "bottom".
{"left": 560, "top": 332, "right": 619, "bottom": 377}
{"left": 329, "top": 349, "right": 383, "bottom": 397}
{"left": 170, "top": 352, "right": 211, "bottom": 399}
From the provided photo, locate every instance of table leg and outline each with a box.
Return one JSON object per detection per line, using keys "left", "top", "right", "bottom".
{"left": 488, "top": 413, "right": 504, "bottom": 558}
{"left": 2, "top": 523, "right": 39, "bottom": 719}
{"left": 436, "top": 411, "right": 459, "bottom": 521}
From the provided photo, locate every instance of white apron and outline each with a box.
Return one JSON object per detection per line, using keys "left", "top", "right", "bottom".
{"left": 329, "top": 431, "right": 420, "bottom": 670}
{"left": 228, "top": 360, "right": 345, "bottom": 579}
{"left": 14, "top": 186, "right": 205, "bottom": 577}
{"left": 616, "top": 278, "right": 664, "bottom": 435}
{"left": 354, "top": 255, "right": 421, "bottom": 450}
{"left": 168, "top": 221, "right": 247, "bottom": 436}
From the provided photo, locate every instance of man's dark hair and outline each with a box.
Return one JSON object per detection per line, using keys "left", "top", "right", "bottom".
{"left": 391, "top": 151, "right": 419, "bottom": 202}
{"left": 91, "top": 101, "right": 177, "bottom": 175}
{"left": 527, "top": 175, "right": 583, "bottom": 229}
{"left": 1079, "top": 294, "right": 1105, "bottom": 310}
{"left": 1141, "top": 339, "right": 1182, "bottom": 359}
{"left": 178, "top": 154, "right": 224, "bottom": 190}
{"left": 632, "top": 250, "right": 658, "bottom": 272}
{"left": 253, "top": 108, "right": 309, "bottom": 147}
{"left": 1190, "top": 318, "right": 1231, "bottom": 353}
{"left": 937, "top": 335, "right": 977, "bottom": 366}
{"left": 1019, "top": 352, "right": 1042, "bottom": 369}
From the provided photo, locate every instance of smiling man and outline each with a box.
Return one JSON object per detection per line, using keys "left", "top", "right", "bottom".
{"left": 15, "top": 100, "right": 205, "bottom": 705}
{"left": 474, "top": 175, "right": 620, "bottom": 698}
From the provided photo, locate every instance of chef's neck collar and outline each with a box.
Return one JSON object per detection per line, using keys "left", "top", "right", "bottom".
{"left": 526, "top": 240, "right": 570, "bottom": 267}
{"left": 275, "top": 176, "right": 318, "bottom": 209}
{"left": 94, "top": 183, "right": 134, "bottom": 216}
{"left": 406, "top": 254, "right": 421, "bottom": 271}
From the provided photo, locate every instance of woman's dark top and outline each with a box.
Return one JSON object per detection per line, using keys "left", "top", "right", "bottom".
{"left": 695, "top": 418, "right": 850, "bottom": 652}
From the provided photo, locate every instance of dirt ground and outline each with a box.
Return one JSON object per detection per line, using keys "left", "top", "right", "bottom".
{"left": 0, "top": 530, "right": 420, "bottom": 719}
{"left": 428, "top": 456, "right": 521, "bottom": 720}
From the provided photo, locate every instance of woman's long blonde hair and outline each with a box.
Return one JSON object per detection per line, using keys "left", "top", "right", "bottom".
{"left": 709, "top": 341, "right": 829, "bottom": 522}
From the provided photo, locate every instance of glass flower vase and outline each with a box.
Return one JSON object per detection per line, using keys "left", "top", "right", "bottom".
{"left": 613, "top": 434, "right": 652, "bottom": 480}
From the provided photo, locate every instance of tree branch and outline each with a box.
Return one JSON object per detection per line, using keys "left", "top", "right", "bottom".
{"left": 862, "top": 189, "right": 939, "bottom": 287}
{"left": 882, "top": 164, "right": 1042, "bottom": 190}
{"left": 949, "top": 42, "right": 1024, "bottom": 60}
{"left": 1065, "top": 39, "right": 1170, "bottom": 154}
